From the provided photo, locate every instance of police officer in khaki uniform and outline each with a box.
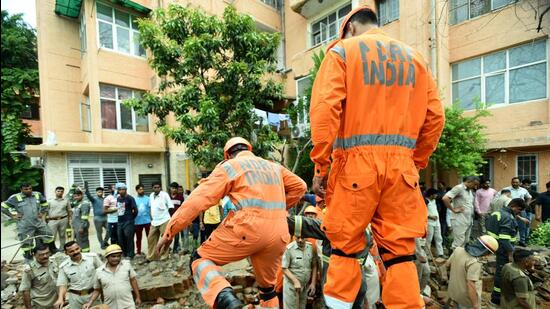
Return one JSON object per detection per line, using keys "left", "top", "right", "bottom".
{"left": 47, "top": 186, "right": 72, "bottom": 248}
{"left": 54, "top": 241, "right": 101, "bottom": 309}
{"left": 19, "top": 244, "right": 59, "bottom": 309}
{"left": 500, "top": 248, "right": 537, "bottom": 309}
{"left": 71, "top": 190, "right": 92, "bottom": 252}
{"left": 282, "top": 237, "right": 317, "bottom": 309}
{"left": 1, "top": 183, "right": 56, "bottom": 260}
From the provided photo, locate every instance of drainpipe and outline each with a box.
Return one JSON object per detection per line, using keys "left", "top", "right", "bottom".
{"left": 430, "top": 0, "right": 439, "bottom": 188}
{"left": 164, "top": 136, "right": 171, "bottom": 188}
{"left": 280, "top": 0, "right": 286, "bottom": 70}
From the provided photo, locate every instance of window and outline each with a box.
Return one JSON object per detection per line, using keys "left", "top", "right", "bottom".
{"left": 79, "top": 8, "right": 87, "bottom": 55}
{"left": 80, "top": 97, "right": 91, "bottom": 132}
{"left": 68, "top": 154, "right": 129, "bottom": 189}
{"left": 378, "top": 0, "right": 400, "bottom": 25}
{"left": 139, "top": 174, "right": 162, "bottom": 196}
{"left": 451, "top": 39, "right": 547, "bottom": 110}
{"left": 310, "top": 3, "right": 352, "bottom": 47}
{"left": 100, "top": 84, "right": 149, "bottom": 132}
{"left": 294, "top": 76, "right": 312, "bottom": 125}
{"left": 20, "top": 103, "right": 40, "bottom": 120}
{"left": 478, "top": 157, "right": 493, "bottom": 180}
{"left": 96, "top": 2, "right": 145, "bottom": 57}
{"left": 261, "top": 0, "right": 281, "bottom": 10}
{"left": 517, "top": 154, "right": 538, "bottom": 185}
{"left": 450, "top": 0, "right": 516, "bottom": 25}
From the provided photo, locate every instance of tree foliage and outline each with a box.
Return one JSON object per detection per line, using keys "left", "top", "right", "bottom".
{"left": 1, "top": 11, "right": 41, "bottom": 198}
{"left": 431, "top": 103, "right": 490, "bottom": 176}
{"left": 285, "top": 49, "right": 325, "bottom": 183}
{"left": 126, "top": 5, "right": 283, "bottom": 170}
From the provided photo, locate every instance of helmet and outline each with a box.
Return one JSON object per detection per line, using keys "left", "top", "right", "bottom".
{"left": 104, "top": 244, "right": 123, "bottom": 257}
{"left": 304, "top": 206, "right": 317, "bottom": 215}
{"left": 478, "top": 235, "right": 499, "bottom": 254}
{"left": 223, "top": 137, "right": 252, "bottom": 160}
{"left": 337, "top": 5, "right": 376, "bottom": 40}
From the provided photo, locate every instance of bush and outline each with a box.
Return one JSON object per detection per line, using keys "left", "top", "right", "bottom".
{"left": 528, "top": 221, "right": 550, "bottom": 247}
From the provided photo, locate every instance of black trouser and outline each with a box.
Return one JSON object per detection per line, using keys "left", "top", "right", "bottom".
{"left": 108, "top": 222, "right": 118, "bottom": 245}
{"left": 201, "top": 223, "right": 220, "bottom": 243}
{"left": 117, "top": 221, "right": 135, "bottom": 258}
{"left": 491, "top": 247, "right": 510, "bottom": 304}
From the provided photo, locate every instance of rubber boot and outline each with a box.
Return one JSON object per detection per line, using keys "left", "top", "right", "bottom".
{"left": 216, "top": 287, "right": 244, "bottom": 309}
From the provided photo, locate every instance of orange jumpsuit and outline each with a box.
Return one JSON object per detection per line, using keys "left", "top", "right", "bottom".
{"left": 309, "top": 7, "right": 445, "bottom": 309}
{"left": 163, "top": 151, "right": 306, "bottom": 308}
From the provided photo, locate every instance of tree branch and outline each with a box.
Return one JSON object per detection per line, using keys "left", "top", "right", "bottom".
{"left": 292, "top": 138, "right": 312, "bottom": 173}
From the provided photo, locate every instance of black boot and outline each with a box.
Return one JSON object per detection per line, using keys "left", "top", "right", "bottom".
{"left": 216, "top": 287, "right": 244, "bottom": 309}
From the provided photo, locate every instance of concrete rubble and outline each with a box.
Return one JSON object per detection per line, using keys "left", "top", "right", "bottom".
{"left": 427, "top": 245, "right": 550, "bottom": 308}
{"left": 1, "top": 253, "right": 259, "bottom": 309}
{"left": 3, "top": 246, "right": 548, "bottom": 308}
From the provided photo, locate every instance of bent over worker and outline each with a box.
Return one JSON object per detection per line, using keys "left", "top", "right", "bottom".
{"left": 309, "top": 6, "right": 445, "bottom": 309}
{"left": 487, "top": 198, "right": 524, "bottom": 305}
{"left": 156, "top": 137, "right": 307, "bottom": 309}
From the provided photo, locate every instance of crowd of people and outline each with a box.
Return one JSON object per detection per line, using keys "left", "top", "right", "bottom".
{"left": 2, "top": 166, "right": 549, "bottom": 308}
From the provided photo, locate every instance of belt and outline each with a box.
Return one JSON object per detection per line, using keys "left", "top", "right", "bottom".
{"left": 47, "top": 215, "right": 68, "bottom": 221}
{"left": 68, "top": 288, "right": 94, "bottom": 296}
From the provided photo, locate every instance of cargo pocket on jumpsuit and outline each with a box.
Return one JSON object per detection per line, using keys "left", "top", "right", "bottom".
{"left": 232, "top": 216, "right": 261, "bottom": 248}
{"left": 401, "top": 172, "right": 420, "bottom": 216}
{"left": 340, "top": 174, "right": 377, "bottom": 216}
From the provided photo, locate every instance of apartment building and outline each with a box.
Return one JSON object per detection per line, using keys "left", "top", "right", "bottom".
{"left": 285, "top": 0, "right": 549, "bottom": 191}
{"left": 29, "top": 0, "right": 548, "bottom": 195}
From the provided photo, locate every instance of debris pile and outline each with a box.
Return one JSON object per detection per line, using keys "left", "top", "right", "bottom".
{"left": 427, "top": 246, "right": 550, "bottom": 308}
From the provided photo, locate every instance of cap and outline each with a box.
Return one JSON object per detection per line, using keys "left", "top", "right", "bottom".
{"left": 223, "top": 137, "right": 252, "bottom": 160}
{"left": 104, "top": 244, "right": 123, "bottom": 257}
{"left": 115, "top": 182, "right": 127, "bottom": 190}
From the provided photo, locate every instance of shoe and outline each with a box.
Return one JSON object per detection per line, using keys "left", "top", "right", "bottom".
{"left": 518, "top": 242, "right": 527, "bottom": 247}
{"left": 216, "top": 287, "right": 243, "bottom": 309}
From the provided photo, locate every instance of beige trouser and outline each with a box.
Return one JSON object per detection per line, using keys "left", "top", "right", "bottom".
{"left": 451, "top": 219, "right": 472, "bottom": 250}
{"left": 283, "top": 277, "right": 309, "bottom": 309}
{"left": 68, "top": 292, "right": 97, "bottom": 309}
{"left": 48, "top": 217, "right": 68, "bottom": 247}
{"left": 147, "top": 221, "right": 169, "bottom": 260}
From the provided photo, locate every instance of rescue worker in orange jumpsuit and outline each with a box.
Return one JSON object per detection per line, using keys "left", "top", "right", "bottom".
{"left": 309, "top": 6, "right": 445, "bottom": 309}
{"left": 156, "top": 137, "right": 307, "bottom": 309}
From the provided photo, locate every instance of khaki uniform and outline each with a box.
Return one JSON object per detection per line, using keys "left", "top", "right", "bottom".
{"left": 19, "top": 260, "right": 59, "bottom": 309}
{"left": 47, "top": 197, "right": 71, "bottom": 247}
{"left": 57, "top": 253, "right": 101, "bottom": 309}
{"left": 282, "top": 241, "right": 315, "bottom": 309}
{"left": 447, "top": 247, "right": 482, "bottom": 308}
{"left": 500, "top": 263, "right": 537, "bottom": 309}
{"left": 445, "top": 184, "right": 475, "bottom": 250}
{"left": 1, "top": 192, "right": 54, "bottom": 256}
{"left": 72, "top": 200, "right": 91, "bottom": 252}
{"left": 93, "top": 260, "right": 137, "bottom": 309}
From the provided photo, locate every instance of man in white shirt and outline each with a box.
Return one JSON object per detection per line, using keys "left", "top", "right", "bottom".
{"left": 502, "top": 177, "right": 532, "bottom": 246}
{"left": 146, "top": 182, "right": 173, "bottom": 261}
{"left": 425, "top": 188, "right": 444, "bottom": 257}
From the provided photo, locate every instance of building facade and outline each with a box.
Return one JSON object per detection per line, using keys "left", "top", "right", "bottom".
{"left": 30, "top": 0, "right": 549, "bottom": 195}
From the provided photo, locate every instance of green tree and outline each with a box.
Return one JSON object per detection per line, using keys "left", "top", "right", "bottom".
{"left": 285, "top": 49, "right": 325, "bottom": 183}
{"left": 126, "top": 5, "right": 283, "bottom": 170}
{"left": 1, "top": 11, "right": 41, "bottom": 199}
{"left": 431, "top": 103, "right": 490, "bottom": 177}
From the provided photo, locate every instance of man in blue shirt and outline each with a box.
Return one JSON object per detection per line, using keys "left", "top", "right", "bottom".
{"left": 84, "top": 182, "right": 109, "bottom": 250}
{"left": 134, "top": 184, "right": 151, "bottom": 256}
